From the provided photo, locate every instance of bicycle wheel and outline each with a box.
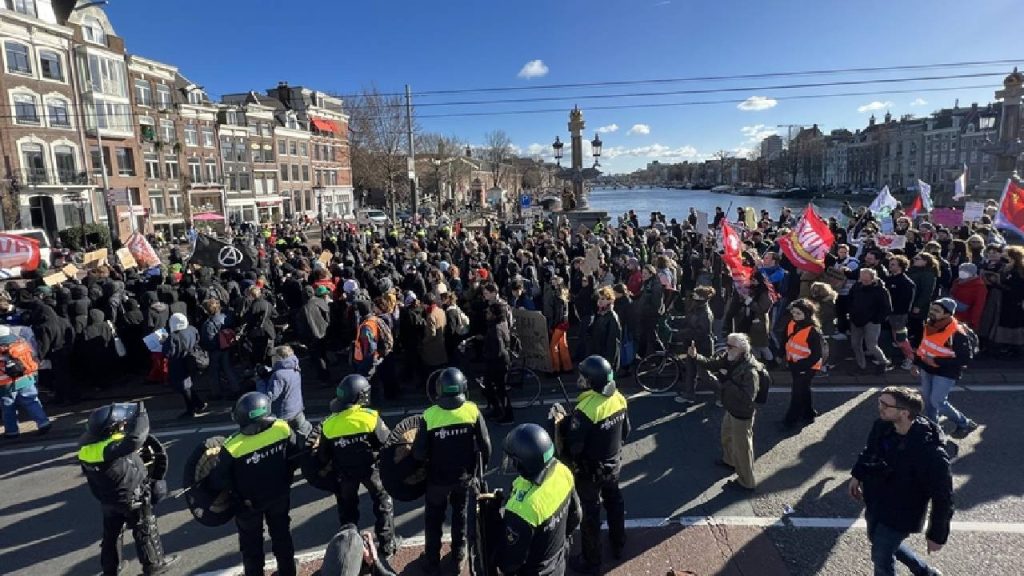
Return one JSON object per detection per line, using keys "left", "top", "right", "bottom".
{"left": 505, "top": 367, "right": 542, "bottom": 409}
{"left": 634, "top": 352, "right": 681, "bottom": 393}
{"left": 425, "top": 369, "right": 444, "bottom": 404}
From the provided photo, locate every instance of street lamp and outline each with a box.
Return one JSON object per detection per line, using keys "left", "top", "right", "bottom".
{"left": 591, "top": 133, "right": 603, "bottom": 167}
{"left": 314, "top": 178, "right": 325, "bottom": 240}
{"left": 464, "top": 145, "right": 472, "bottom": 158}
{"left": 552, "top": 136, "right": 564, "bottom": 167}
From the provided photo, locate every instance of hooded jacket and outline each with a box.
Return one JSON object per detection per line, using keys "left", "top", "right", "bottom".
{"left": 257, "top": 354, "right": 304, "bottom": 421}
{"left": 852, "top": 416, "right": 954, "bottom": 545}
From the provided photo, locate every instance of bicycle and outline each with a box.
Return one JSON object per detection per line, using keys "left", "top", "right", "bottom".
{"left": 426, "top": 339, "right": 542, "bottom": 408}
{"left": 633, "top": 350, "right": 683, "bottom": 393}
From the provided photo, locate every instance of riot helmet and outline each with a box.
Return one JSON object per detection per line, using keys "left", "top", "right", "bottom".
{"left": 86, "top": 402, "right": 139, "bottom": 438}
{"left": 436, "top": 367, "right": 467, "bottom": 410}
{"left": 503, "top": 423, "right": 555, "bottom": 485}
{"left": 232, "top": 392, "right": 274, "bottom": 434}
{"left": 332, "top": 374, "right": 371, "bottom": 412}
{"left": 578, "top": 355, "right": 615, "bottom": 396}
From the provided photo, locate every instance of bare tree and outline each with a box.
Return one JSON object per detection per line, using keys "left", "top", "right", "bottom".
{"left": 417, "top": 133, "right": 468, "bottom": 203}
{"left": 483, "top": 130, "right": 514, "bottom": 188}
{"left": 349, "top": 85, "right": 415, "bottom": 214}
{"left": 712, "top": 149, "right": 733, "bottom": 184}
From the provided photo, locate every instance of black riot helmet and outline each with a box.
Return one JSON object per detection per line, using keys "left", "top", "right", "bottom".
{"left": 86, "top": 402, "right": 139, "bottom": 438}
{"left": 232, "top": 392, "right": 274, "bottom": 434}
{"left": 332, "top": 374, "right": 371, "bottom": 412}
{"left": 578, "top": 355, "right": 615, "bottom": 396}
{"left": 436, "top": 367, "right": 468, "bottom": 410}
{"left": 503, "top": 423, "right": 556, "bottom": 485}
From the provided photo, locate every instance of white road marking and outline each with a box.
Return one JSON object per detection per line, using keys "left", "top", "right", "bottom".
{"left": 3, "top": 384, "right": 1021, "bottom": 457}
{"left": 192, "top": 515, "right": 1024, "bottom": 576}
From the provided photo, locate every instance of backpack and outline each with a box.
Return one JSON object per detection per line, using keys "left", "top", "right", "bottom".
{"left": 188, "top": 346, "right": 210, "bottom": 375}
{"left": 362, "top": 316, "right": 394, "bottom": 357}
{"left": 448, "top": 306, "right": 471, "bottom": 336}
{"left": 753, "top": 363, "right": 773, "bottom": 405}
{"left": 958, "top": 325, "right": 980, "bottom": 360}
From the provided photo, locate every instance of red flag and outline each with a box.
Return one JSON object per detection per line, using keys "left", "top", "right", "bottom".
{"left": 0, "top": 234, "right": 41, "bottom": 272}
{"left": 906, "top": 194, "right": 923, "bottom": 218}
{"left": 720, "top": 219, "right": 753, "bottom": 292}
{"left": 125, "top": 232, "right": 161, "bottom": 268}
{"left": 778, "top": 203, "right": 835, "bottom": 274}
{"left": 995, "top": 178, "right": 1024, "bottom": 238}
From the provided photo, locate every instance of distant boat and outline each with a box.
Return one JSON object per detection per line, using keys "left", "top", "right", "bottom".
{"left": 710, "top": 185, "right": 733, "bottom": 193}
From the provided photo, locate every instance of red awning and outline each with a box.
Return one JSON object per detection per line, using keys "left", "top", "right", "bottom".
{"left": 311, "top": 117, "right": 339, "bottom": 134}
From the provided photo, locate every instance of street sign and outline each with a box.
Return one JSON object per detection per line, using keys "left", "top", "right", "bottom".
{"left": 106, "top": 189, "right": 130, "bottom": 206}
{"left": 521, "top": 195, "right": 531, "bottom": 207}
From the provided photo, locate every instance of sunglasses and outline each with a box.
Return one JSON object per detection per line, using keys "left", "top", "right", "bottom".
{"left": 877, "top": 398, "right": 901, "bottom": 410}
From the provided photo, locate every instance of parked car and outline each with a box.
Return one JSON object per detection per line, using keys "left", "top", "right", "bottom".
{"left": 355, "top": 209, "right": 389, "bottom": 226}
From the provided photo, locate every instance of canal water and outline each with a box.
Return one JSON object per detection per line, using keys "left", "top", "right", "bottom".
{"left": 587, "top": 187, "right": 847, "bottom": 223}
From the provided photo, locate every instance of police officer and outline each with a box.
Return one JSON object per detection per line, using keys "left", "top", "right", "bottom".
{"left": 314, "top": 374, "right": 397, "bottom": 557}
{"left": 500, "top": 423, "right": 582, "bottom": 576}
{"left": 207, "top": 392, "right": 300, "bottom": 576}
{"left": 565, "top": 355, "right": 630, "bottom": 574}
{"left": 78, "top": 401, "right": 178, "bottom": 576}
{"left": 413, "top": 367, "right": 492, "bottom": 576}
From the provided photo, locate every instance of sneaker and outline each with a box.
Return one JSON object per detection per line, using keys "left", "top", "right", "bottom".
{"left": 674, "top": 394, "right": 696, "bottom": 405}
{"left": 36, "top": 423, "right": 52, "bottom": 436}
{"left": 193, "top": 402, "right": 209, "bottom": 416}
{"left": 953, "top": 420, "right": 980, "bottom": 438}
{"left": 723, "top": 479, "right": 756, "bottom": 493}
{"left": 144, "top": 555, "right": 179, "bottom": 575}
{"left": 899, "top": 358, "right": 914, "bottom": 370}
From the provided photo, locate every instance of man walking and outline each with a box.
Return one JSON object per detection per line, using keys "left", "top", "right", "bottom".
{"left": 848, "top": 269, "right": 893, "bottom": 374}
{"left": 849, "top": 386, "right": 952, "bottom": 576}
{"left": 0, "top": 325, "right": 50, "bottom": 439}
{"left": 912, "top": 298, "right": 979, "bottom": 438}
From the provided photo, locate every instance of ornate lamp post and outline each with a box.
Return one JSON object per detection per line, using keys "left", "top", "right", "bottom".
{"left": 553, "top": 106, "right": 604, "bottom": 211}
{"left": 314, "top": 178, "right": 325, "bottom": 239}
{"left": 591, "top": 133, "right": 603, "bottom": 167}
{"left": 552, "top": 136, "right": 564, "bottom": 167}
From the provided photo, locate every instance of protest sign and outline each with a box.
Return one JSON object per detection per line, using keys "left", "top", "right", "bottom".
{"left": 116, "top": 247, "right": 137, "bottom": 269}
{"left": 512, "top": 309, "right": 552, "bottom": 373}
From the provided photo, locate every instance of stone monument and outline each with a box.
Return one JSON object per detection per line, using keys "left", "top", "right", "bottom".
{"left": 977, "top": 68, "right": 1024, "bottom": 200}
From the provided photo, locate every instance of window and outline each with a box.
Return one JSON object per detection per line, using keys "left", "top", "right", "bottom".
{"left": 13, "top": 94, "right": 39, "bottom": 124}
{"left": 280, "top": 164, "right": 289, "bottom": 181}
{"left": 202, "top": 127, "right": 215, "bottom": 148}
{"left": 46, "top": 98, "right": 71, "bottom": 128}
{"left": 187, "top": 90, "right": 203, "bottom": 105}
{"left": 160, "top": 119, "right": 174, "bottom": 143}
{"left": 164, "top": 155, "right": 179, "bottom": 179}
{"left": 39, "top": 50, "right": 63, "bottom": 81}
{"left": 226, "top": 110, "right": 238, "bottom": 125}
{"left": 235, "top": 140, "right": 245, "bottom": 162}
{"left": 188, "top": 159, "right": 201, "bottom": 182}
{"left": 168, "top": 194, "right": 181, "bottom": 214}
{"left": 139, "top": 117, "right": 156, "bottom": 142}
{"left": 980, "top": 117, "right": 995, "bottom": 130}
{"left": 150, "top": 195, "right": 165, "bottom": 215}
{"left": 205, "top": 161, "right": 217, "bottom": 182}
{"left": 86, "top": 54, "right": 127, "bottom": 97}
{"left": 155, "top": 84, "right": 171, "bottom": 108}
{"left": 116, "top": 147, "right": 135, "bottom": 176}
{"left": 144, "top": 153, "right": 160, "bottom": 179}
{"left": 184, "top": 123, "right": 198, "bottom": 146}
{"left": 12, "top": 0, "right": 38, "bottom": 17}
{"left": 291, "top": 165, "right": 300, "bottom": 181}
{"left": 90, "top": 146, "right": 112, "bottom": 176}
{"left": 278, "top": 140, "right": 287, "bottom": 155}
{"left": 285, "top": 113, "right": 297, "bottom": 129}
{"left": 238, "top": 172, "right": 251, "bottom": 190}
{"left": 313, "top": 145, "right": 320, "bottom": 161}
{"left": 54, "top": 145, "right": 76, "bottom": 183}
{"left": 5, "top": 41, "right": 32, "bottom": 74}
{"left": 302, "top": 165, "right": 310, "bottom": 181}
{"left": 134, "top": 80, "right": 152, "bottom": 106}
{"left": 299, "top": 142, "right": 308, "bottom": 157}
{"left": 91, "top": 98, "right": 132, "bottom": 132}
{"left": 221, "top": 137, "right": 232, "bottom": 161}
{"left": 289, "top": 141, "right": 297, "bottom": 156}
{"left": 21, "top": 143, "right": 46, "bottom": 183}
{"left": 82, "top": 16, "right": 107, "bottom": 45}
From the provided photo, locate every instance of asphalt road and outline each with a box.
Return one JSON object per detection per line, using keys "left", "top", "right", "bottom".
{"left": 2, "top": 385, "right": 1022, "bottom": 576}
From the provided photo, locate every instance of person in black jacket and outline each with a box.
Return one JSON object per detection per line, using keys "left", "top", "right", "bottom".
{"left": 586, "top": 286, "right": 622, "bottom": 372}
{"left": 849, "top": 386, "right": 953, "bottom": 576}
{"left": 885, "top": 255, "right": 918, "bottom": 370}
{"left": 78, "top": 402, "right": 178, "bottom": 575}
{"left": 480, "top": 301, "right": 513, "bottom": 423}
{"left": 782, "top": 299, "right": 824, "bottom": 431}
{"left": 847, "top": 269, "right": 893, "bottom": 374}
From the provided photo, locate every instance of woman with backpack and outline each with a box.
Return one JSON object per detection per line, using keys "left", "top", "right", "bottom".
{"left": 163, "top": 313, "right": 207, "bottom": 419}
{"left": 200, "top": 299, "right": 240, "bottom": 401}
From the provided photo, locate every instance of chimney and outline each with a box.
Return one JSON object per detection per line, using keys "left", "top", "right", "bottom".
{"left": 277, "top": 81, "right": 291, "bottom": 108}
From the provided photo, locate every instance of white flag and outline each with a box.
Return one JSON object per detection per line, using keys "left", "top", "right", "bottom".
{"left": 953, "top": 164, "right": 968, "bottom": 200}
{"left": 916, "top": 179, "right": 934, "bottom": 212}
{"left": 868, "top": 185, "right": 898, "bottom": 216}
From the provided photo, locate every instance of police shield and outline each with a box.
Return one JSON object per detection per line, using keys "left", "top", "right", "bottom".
{"left": 379, "top": 415, "right": 427, "bottom": 502}
{"left": 182, "top": 436, "right": 236, "bottom": 527}
{"left": 300, "top": 426, "right": 340, "bottom": 493}
{"left": 139, "top": 434, "right": 168, "bottom": 481}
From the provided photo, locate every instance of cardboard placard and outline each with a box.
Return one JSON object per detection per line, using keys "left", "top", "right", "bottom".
{"left": 62, "top": 264, "right": 79, "bottom": 279}
{"left": 318, "top": 250, "right": 333, "bottom": 266}
{"left": 580, "top": 245, "right": 602, "bottom": 276}
{"left": 43, "top": 271, "right": 66, "bottom": 286}
{"left": 512, "top": 309, "right": 552, "bottom": 373}
{"left": 83, "top": 248, "right": 108, "bottom": 267}
{"left": 695, "top": 210, "right": 709, "bottom": 235}
{"left": 116, "top": 247, "right": 137, "bottom": 269}
{"left": 963, "top": 201, "right": 985, "bottom": 223}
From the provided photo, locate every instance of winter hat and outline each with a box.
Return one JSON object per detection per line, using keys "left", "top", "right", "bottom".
{"left": 958, "top": 263, "right": 978, "bottom": 277}
{"left": 403, "top": 290, "right": 418, "bottom": 306}
{"left": 169, "top": 312, "right": 189, "bottom": 333}
{"left": 934, "top": 298, "right": 958, "bottom": 315}
{"left": 315, "top": 285, "right": 331, "bottom": 296}
{"left": 342, "top": 279, "right": 358, "bottom": 294}
{"left": 438, "top": 261, "right": 450, "bottom": 273}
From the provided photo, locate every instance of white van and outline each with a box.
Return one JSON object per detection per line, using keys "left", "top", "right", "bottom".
{"left": 356, "top": 209, "right": 389, "bottom": 226}
{"left": 0, "top": 228, "right": 52, "bottom": 279}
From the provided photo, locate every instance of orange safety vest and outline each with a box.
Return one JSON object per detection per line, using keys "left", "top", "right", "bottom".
{"left": 785, "top": 321, "right": 822, "bottom": 370}
{"left": 353, "top": 317, "right": 379, "bottom": 362}
{"left": 0, "top": 340, "right": 39, "bottom": 388}
{"left": 916, "top": 318, "right": 961, "bottom": 361}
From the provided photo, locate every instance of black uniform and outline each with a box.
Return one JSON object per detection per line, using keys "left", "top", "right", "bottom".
{"left": 78, "top": 405, "right": 169, "bottom": 575}
{"left": 566, "top": 389, "right": 631, "bottom": 568}
{"left": 499, "top": 460, "right": 582, "bottom": 576}
{"left": 412, "top": 400, "right": 492, "bottom": 570}
{"left": 315, "top": 405, "right": 395, "bottom": 553}
{"left": 207, "top": 419, "right": 300, "bottom": 576}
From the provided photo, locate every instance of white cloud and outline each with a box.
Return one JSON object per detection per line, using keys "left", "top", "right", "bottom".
{"left": 602, "top": 143, "right": 701, "bottom": 160}
{"left": 517, "top": 59, "right": 549, "bottom": 79}
{"left": 909, "top": 97, "right": 928, "bottom": 107}
{"left": 596, "top": 123, "right": 619, "bottom": 133}
{"left": 737, "top": 96, "right": 777, "bottom": 111}
{"left": 627, "top": 123, "right": 651, "bottom": 135}
{"left": 526, "top": 143, "right": 547, "bottom": 156}
{"left": 857, "top": 100, "right": 893, "bottom": 113}
{"left": 740, "top": 124, "right": 778, "bottom": 142}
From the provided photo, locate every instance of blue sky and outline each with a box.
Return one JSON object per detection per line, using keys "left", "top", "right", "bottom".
{"left": 105, "top": 0, "right": 1016, "bottom": 173}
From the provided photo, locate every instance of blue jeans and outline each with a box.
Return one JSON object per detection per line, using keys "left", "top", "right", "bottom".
{"left": 918, "top": 371, "right": 968, "bottom": 428}
{"left": 867, "top": 515, "right": 934, "bottom": 576}
{"left": 2, "top": 382, "right": 50, "bottom": 437}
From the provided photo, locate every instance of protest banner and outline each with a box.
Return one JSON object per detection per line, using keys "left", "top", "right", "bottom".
{"left": 62, "top": 264, "right": 79, "bottom": 279}
{"left": 125, "top": 233, "right": 161, "bottom": 268}
{"left": 931, "top": 208, "right": 964, "bottom": 228}
{"left": 83, "top": 248, "right": 108, "bottom": 267}
{"left": 512, "top": 309, "right": 552, "bottom": 373}
{"left": 963, "top": 201, "right": 985, "bottom": 223}
{"left": 42, "top": 271, "right": 67, "bottom": 286}
{"left": 116, "top": 247, "right": 137, "bottom": 269}
{"left": 580, "top": 245, "right": 602, "bottom": 276}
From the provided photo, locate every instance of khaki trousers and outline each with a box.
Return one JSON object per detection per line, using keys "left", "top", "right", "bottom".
{"left": 721, "top": 412, "right": 756, "bottom": 489}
